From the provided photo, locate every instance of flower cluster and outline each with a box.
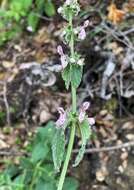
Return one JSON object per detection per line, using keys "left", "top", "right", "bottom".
{"left": 57, "top": 46, "right": 85, "bottom": 68}
{"left": 78, "top": 20, "right": 89, "bottom": 40}
{"left": 56, "top": 107, "right": 66, "bottom": 128}
{"left": 57, "top": 46, "right": 68, "bottom": 69}
{"left": 56, "top": 102, "right": 95, "bottom": 128}
{"left": 58, "top": 0, "right": 80, "bottom": 21}
{"left": 78, "top": 102, "right": 95, "bottom": 125}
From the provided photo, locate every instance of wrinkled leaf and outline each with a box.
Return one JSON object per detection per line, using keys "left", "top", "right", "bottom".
{"left": 73, "top": 120, "right": 91, "bottom": 167}
{"left": 71, "top": 65, "right": 83, "bottom": 88}
{"left": 52, "top": 129, "right": 65, "bottom": 172}
{"left": 62, "top": 64, "right": 83, "bottom": 89}
{"left": 62, "top": 65, "right": 71, "bottom": 89}
{"left": 32, "top": 143, "right": 49, "bottom": 163}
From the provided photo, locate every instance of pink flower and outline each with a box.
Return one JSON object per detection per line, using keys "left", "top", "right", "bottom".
{"left": 78, "top": 20, "right": 89, "bottom": 40}
{"left": 60, "top": 55, "right": 68, "bottom": 69}
{"left": 57, "top": 45, "right": 68, "bottom": 69}
{"left": 78, "top": 27, "right": 86, "bottom": 40}
{"left": 56, "top": 107, "right": 66, "bottom": 128}
{"left": 57, "top": 45, "right": 64, "bottom": 56}
{"left": 78, "top": 111, "right": 86, "bottom": 123}
{"left": 88, "top": 117, "right": 95, "bottom": 125}
{"left": 78, "top": 102, "right": 90, "bottom": 123}
{"left": 78, "top": 102, "right": 95, "bottom": 125}
{"left": 82, "top": 102, "right": 90, "bottom": 111}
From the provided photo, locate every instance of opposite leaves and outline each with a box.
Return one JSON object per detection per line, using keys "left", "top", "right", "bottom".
{"left": 52, "top": 128, "right": 65, "bottom": 172}
{"left": 62, "top": 64, "right": 83, "bottom": 89}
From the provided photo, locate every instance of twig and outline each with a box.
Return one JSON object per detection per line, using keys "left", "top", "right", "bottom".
{"left": 1, "top": 141, "right": 134, "bottom": 157}
{"left": 3, "top": 82, "right": 11, "bottom": 126}
{"left": 0, "top": 150, "right": 29, "bottom": 157}
{"left": 73, "top": 141, "right": 134, "bottom": 154}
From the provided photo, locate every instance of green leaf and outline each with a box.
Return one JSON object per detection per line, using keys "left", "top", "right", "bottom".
{"left": 36, "top": 180, "right": 56, "bottom": 190}
{"left": 36, "top": 121, "right": 56, "bottom": 143}
{"left": 22, "top": 0, "right": 33, "bottom": 11}
{"left": 44, "top": 0, "right": 56, "bottom": 17}
{"left": 27, "top": 12, "right": 39, "bottom": 32}
{"left": 63, "top": 177, "right": 79, "bottom": 190}
{"left": 71, "top": 65, "right": 83, "bottom": 88}
{"left": 52, "top": 129, "right": 65, "bottom": 172}
{"left": 62, "top": 65, "right": 71, "bottom": 90}
{"left": 31, "top": 143, "right": 49, "bottom": 163}
{"left": 73, "top": 120, "right": 91, "bottom": 167}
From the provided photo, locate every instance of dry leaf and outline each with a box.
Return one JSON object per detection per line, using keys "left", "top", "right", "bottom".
{"left": 107, "top": 3, "right": 125, "bottom": 24}
{"left": 2, "top": 61, "right": 15, "bottom": 68}
{"left": 123, "top": 1, "right": 134, "bottom": 13}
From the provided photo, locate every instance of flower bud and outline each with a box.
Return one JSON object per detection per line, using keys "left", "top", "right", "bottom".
{"left": 82, "top": 102, "right": 90, "bottom": 111}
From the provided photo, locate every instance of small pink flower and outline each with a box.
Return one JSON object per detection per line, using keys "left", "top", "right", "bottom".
{"left": 88, "top": 117, "right": 95, "bottom": 125}
{"left": 78, "top": 27, "right": 86, "bottom": 40}
{"left": 57, "top": 45, "right": 68, "bottom": 69}
{"left": 56, "top": 107, "right": 66, "bottom": 127}
{"left": 78, "top": 102, "right": 90, "bottom": 123}
{"left": 82, "top": 102, "right": 90, "bottom": 111}
{"left": 60, "top": 55, "right": 68, "bottom": 69}
{"left": 57, "top": 45, "right": 64, "bottom": 56}
{"left": 78, "top": 20, "right": 89, "bottom": 40}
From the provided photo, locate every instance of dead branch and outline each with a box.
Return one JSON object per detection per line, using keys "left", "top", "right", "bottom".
{"left": 73, "top": 141, "right": 134, "bottom": 154}
{"left": 3, "top": 82, "right": 11, "bottom": 126}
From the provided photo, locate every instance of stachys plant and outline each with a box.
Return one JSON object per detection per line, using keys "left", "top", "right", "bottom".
{"left": 52, "top": 1, "right": 95, "bottom": 190}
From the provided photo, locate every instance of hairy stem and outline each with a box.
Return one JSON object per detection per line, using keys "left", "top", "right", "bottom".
{"left": 57, "top": 12, "right": 77, "bottom": 190}
{"left": 57, "top": 124, "right": 75, "bottom": 190}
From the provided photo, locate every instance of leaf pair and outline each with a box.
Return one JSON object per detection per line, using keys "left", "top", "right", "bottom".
{"left": 62, "top": 64, "right": 83, "bottom": 89}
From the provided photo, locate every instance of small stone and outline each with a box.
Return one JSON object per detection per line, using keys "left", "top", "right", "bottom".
{"left": 100, "top": 110, "right": 108, "bottom": 116}
{"left": 120, "top": 152, "right": 128, "bottom": 161}
{"left": 126, "top": 134, "right": 134, "bottom": 140}
{"left": 122, "top": 160, "right": 128, "bottom": 169}
{"left": 118, "top": 165, "right": 124, "bottom": 173}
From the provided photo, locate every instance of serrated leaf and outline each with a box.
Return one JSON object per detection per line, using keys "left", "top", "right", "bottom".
{"left": 52, "top": 129, "right": 65, "bottom": 172}
{"left": 62, "top": 65, "right": 71, "bottom": 89}
{"left": 73, "top": 120, "right": 91, "bottom": 167}
{"left": 71, "top": 65, "right": 83, "bottom": 88}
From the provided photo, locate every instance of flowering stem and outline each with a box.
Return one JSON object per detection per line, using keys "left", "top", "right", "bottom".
{"left": 69, "top": 12, "right": 77, "bottom": 113}
{"left": 57, "top": 11, "right": 77, "bottom": 190}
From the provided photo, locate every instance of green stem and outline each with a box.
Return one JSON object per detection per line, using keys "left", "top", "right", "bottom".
{"left": 57, "top": 124, "right": 76, "bottom": 190}
{"left": 72, "top": 85, "right": 76, "bottom": 113}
